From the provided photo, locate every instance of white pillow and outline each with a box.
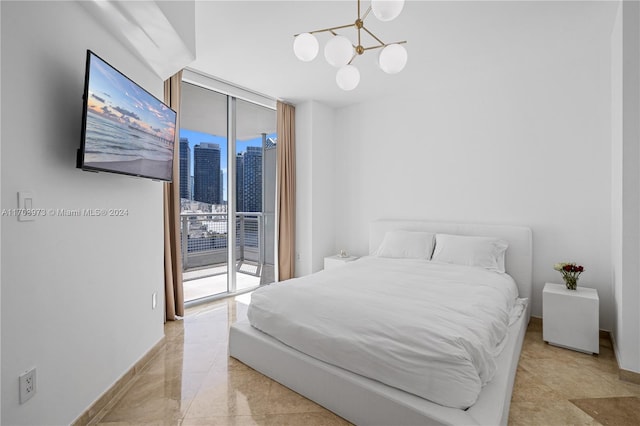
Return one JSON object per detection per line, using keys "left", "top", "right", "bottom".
{"left": 375, "top": 230, "right": 435, "bottom": 260}
{"left": 432, "top": 234, "right": 508, "bottom": 273}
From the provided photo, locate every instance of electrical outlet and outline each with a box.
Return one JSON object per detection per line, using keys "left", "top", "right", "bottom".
{"left": 19, "top": 367, "right": 36, "bottom": 404}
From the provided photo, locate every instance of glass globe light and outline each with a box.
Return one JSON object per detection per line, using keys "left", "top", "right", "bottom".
{"left": 378, "top": 43, "right": 407, "bottom": 74}
{"left": 371, "top": 0, "right": 405, "bottom": 22}
{"left": 336, "top": 65, "right": 360, "bottom": 91}
{"left": 324, "top": 35, "right": 354, "bottom": 68}
{"left": 293, "top": 33, "right": 319, "bottom": 62}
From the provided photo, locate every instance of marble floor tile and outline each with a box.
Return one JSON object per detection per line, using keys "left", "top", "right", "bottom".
{"left": 570, "top": 396, "right": 640, "bottom": 426}
{"left": 181, "top": 415, "right": 268, "bottom": 426}
{"left": 183, "top": 371, "right": 273, "bottom": 418}
{"left": 264, "top": 412, "right": 353, "bottom": 426}
{"left": 93, "top": 297, "right": 640, "bottom": 426}
{"left": 508, "top": 400, "right": 601, "bottom": 426}
{"left": 97, "top": 422, "right": 181, "bottom": 426}
{"left": 510, "top": 365, "right": 564, "bottom": 402}
{"left": 97, "top": 393, "right": 191, "bottom": 424}
{"left": 263, "top": 381, "right": 326, "bottom": 415}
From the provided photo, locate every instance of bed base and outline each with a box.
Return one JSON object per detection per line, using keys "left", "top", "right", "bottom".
{"left": 230, "top": 220, "right": 532, "bottom": 425}
{"left": 229, "top": 308, "right": 528, "bottom": 426}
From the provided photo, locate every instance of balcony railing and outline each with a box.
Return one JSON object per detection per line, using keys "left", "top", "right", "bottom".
{"left": 180, "top": 212, "right": 264, "bottom": 276}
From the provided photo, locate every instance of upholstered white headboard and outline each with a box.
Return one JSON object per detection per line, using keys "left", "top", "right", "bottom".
{"left": 370, "top": 220, "right": 533, "bottom": 315}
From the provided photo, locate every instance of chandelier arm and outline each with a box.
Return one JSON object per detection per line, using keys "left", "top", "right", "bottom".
{"left": 361, "top": 25, "right": 386, "bottom": 47}
{"left": 361, "top": 40, "right": 407, "bottom": 52}
{"left": 347, "top": 52, "right": 358, "bottom": 65}
{"left": 309, "top": 22, "right": 355, "bottom": 36}
{"left": 294, "top": 23, "right": 355, "bottom": 37}
{"left": 362, "top": 5, "right": 372, "bottom": 21}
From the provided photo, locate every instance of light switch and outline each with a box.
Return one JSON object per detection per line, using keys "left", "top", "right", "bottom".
{"left": 18, "top": 191, "right": 35, "bottom": 222}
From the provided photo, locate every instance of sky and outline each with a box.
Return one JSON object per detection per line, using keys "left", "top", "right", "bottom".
{"left": 87, "top": 52, "right": 176, "bottom": 142}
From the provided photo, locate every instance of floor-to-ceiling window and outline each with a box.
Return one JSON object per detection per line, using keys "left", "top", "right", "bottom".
{"left": 179, "top": 79, "right": 276, "bottom": 304}
{"left": 236, "top": 99, "right": 277, "bottom": 287}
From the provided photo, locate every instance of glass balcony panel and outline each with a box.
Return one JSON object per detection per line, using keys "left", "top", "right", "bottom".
{"left": 180, "top": 213, "right": 263, "bottom": 302}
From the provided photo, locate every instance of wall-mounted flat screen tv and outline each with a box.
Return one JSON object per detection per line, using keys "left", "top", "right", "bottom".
{"left": 77, "top": 50, "right": 176, "bottom": 182}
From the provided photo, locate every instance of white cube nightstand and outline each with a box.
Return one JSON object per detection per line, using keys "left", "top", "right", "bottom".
{"left": 543, "top": 282, "right": 599, "bottom": 354}
{"left": 324, "top": 255, "right": 358, "bottom": 270}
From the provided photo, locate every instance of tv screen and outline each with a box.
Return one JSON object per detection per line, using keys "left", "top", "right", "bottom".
{"left": 77, "top": 50, "right": 177, "bottom": 181}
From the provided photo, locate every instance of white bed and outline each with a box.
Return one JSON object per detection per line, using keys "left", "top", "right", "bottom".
{"left": 229, "top": 220, "right": 532, "bottom": 425}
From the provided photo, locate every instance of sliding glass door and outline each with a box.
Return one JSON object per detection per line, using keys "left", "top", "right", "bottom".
{"left": 235, "top": 99, "right": 277, "bottom": 290}
{"left": 178, "top": 81, "right": 276, "bottom": 303}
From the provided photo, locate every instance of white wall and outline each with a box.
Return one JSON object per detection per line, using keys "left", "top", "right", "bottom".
{"left": 327, "top": 2, "right": 616, "bottom": 330}
{"left": 611, "top": 0, "right": 640, "bottom": 374}
{"left": 295, "top": 101, "right": 336, "bottom": 277}
{"left": 296, "top": 102, "right": 313, "bottom": 276}
{"left": 310, "top": 102, "right": 337, "bottom": 272}
{"left": 611, "top": 0, "right": 624, "bottom": 364}
{"left": 0, "top": 1, "right": 3, "bottom": 418}
{"left": 1, "top": 2, "right": 170, "bottom": 423}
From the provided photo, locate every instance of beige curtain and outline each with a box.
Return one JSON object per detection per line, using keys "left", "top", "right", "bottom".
{"left": 277, "top": 101, "right": 296, "bottom": 281}
{"left": 163, "top": 70, "right": 184, "bottom": 320}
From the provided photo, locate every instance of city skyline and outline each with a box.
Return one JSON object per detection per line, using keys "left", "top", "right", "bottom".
{"left": 179, "top": 128, "right": 275, "bottom": 203}
{"left": 180, "top": 128, "right": 276, "bottom": 202}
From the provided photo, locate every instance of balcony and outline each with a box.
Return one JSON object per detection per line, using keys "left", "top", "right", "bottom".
{"left": 181, "top": 212, "right": 274, "bottom": 302}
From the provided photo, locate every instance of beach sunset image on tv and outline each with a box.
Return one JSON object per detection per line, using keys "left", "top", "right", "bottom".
{"left": 82, "top": 52, "right": 176, "bottom": 181}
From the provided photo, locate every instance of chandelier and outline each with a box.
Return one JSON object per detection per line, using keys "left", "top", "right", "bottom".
{"left": 293, "top": 0, "right": 407, "bottom": 91}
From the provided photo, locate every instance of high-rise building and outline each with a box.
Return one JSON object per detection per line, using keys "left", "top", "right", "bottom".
{"left": 193, "top": 143, "right": 221, "bottom": 205}
{"left": 179, "top": 138, "right": 191, "bottom": 200}
{"left": 236, "top": 152, "right": 244, "bottom": 212}
{"left": 243, "top": 146, "right": 263, "bottom": 212}
{"left": 220, "top": 170, "right": 224, "bottom": 204}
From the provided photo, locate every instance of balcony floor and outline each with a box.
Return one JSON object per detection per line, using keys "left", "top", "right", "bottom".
{"left": 183, "top": 263, "right": 273, "bottom": 303}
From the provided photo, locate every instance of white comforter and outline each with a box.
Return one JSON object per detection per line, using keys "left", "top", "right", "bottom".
{"left": 247, "top": 256, "right": 520, "bottom": 409}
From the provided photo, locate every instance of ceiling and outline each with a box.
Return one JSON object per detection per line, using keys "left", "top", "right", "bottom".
{"left": 187, "top": 1, "right": 619, "bottom": 109}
